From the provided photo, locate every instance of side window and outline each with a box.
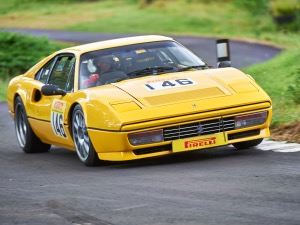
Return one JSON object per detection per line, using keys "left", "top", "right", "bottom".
{"left": 35, "top": 60, "right": 55, "bottom": 84}
{"left": 48, "top": 55, "right": 75, "bottom": 91}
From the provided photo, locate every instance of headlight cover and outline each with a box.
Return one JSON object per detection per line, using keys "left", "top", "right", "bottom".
{"left": 128, "top": 129, "right": 164, "bottom": 146}
{"left": 235, "top": 111, "right": 268, "bottom": 129}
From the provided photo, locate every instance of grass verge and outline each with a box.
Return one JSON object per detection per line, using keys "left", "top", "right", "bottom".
{"left": 243, "top": 46, "right": 300, "bottom": 125}
{"left": 0, "top": 79, "right": 10, "bottom": 102}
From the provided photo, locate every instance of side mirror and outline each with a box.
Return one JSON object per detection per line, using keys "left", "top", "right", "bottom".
{"left": 41, "top": 85, "right": 67, "bottom": 96}
{"left": 217, "top": 61, "right": 231, "bottom": 68}
{"left": 216, "top": 39, "right": 231, "bottom": 68}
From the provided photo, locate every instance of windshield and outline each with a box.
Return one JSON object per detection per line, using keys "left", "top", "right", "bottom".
{"left": 79, "top": 41, "right": 209, "bottom": 89}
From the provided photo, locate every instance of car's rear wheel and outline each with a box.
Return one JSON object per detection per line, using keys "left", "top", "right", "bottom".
{"left": 232, "top": 138, "right": 264, "bottom": 149}
{"left": 72, "top": 105, "right": 100, "bottom": 166}
{"left": 14, "top": 96, "right": 51, "bottom": 153}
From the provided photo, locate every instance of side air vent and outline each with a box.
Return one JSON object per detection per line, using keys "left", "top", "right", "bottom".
{"left": 133, "top": 144, "right": 172, "bottom": 155}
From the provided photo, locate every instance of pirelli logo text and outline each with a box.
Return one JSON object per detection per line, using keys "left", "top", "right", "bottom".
{"left": 172, "top": 133, "right": 226, "bottom": 153}
{"left": 184, "top": 137, "right": 216, "bottom": 149}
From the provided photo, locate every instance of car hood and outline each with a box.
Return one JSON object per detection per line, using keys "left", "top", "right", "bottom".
{"left": 112, "top": 68, "right": 267, "bottom": 107}
{"left": 85, "top": 68, "right": 271, "bottom": 130}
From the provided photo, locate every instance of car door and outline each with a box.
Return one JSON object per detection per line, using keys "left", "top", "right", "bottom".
{"left": 32, "top": 54, "right": 76, "bottom": 147}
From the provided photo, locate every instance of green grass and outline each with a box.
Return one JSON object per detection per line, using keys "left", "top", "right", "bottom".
{"left": 243, "top": 46, "right": 300, "bottom": 125}
{"left": 0, "top": 0, "right": 298, "bottom": 46}
{"left": 0, "top": 0, "right": 299, "bottom": 126}
{"left": 0, "top": 79, "right": 10, "bottom": 102}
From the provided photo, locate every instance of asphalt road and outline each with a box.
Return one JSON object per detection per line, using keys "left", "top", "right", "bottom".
{"left": 1, "top": 102, "right": 300, "bottom": 225}
{"left": 1, "top": 30, "right": 299, "bottom": 225}
{"left": 4, "top": 28, "right": 282, "bottom": 68}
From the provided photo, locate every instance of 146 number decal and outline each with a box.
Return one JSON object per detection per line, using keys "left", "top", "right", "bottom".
{"left": 51, "top": 112, "right": 67, "bottom": 138}
{"left": 50, "top": 99, "right": 68, "bottom": 139}
{"left": 145, "top": 78, "right": 196, "bottom": 91}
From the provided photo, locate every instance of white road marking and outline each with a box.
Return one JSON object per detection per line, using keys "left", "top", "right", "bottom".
{"left": 257, "top": 139, "right": 300, "bottom": 153}
{"left": 112, "top": 204, "right": 148, "bottom": 211}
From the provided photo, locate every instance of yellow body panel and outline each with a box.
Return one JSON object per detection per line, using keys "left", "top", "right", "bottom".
{"left": 87, "top": 107, "right": 271, "bottom": 161}
{"left": 6, "top": 35, "right": 272, "bottom": 163}
{"left": 93, "top": 127, "right": 270, "bottom": 161}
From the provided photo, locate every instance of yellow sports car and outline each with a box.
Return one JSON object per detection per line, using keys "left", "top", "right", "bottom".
{"left": 7, "top": 35, "right": 272, "bottom": 166}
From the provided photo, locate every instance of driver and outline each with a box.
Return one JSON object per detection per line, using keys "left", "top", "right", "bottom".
{"left": 82, "top": 55, "right": 114, "bottom": 88}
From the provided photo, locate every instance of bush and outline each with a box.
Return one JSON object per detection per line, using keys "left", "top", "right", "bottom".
{"left": 270, "top": 0, "right": 300, "bottom": 32}
{"left": 233, "top": 0, "right": 269, "bottom": 16}
{"left": 0, "top": 31, "right": 64, "bottom": 80}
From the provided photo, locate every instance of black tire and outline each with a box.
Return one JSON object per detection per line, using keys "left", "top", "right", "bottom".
{"left": 14, "top": 96, "right": 51, "bottom": 153}
{"left": 72, "top": 105, "right": 100, "bottom": 166}
{"left": 232, "top": 138, "right": 264, "bottom": 149}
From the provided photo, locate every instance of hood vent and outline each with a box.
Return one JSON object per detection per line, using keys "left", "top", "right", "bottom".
{"left": 144, "top": 87, "right": 226, "bottom": 106}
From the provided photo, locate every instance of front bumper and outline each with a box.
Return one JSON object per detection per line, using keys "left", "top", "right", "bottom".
{"left": 88, "top": 104, "right": 272, "bottom": 161}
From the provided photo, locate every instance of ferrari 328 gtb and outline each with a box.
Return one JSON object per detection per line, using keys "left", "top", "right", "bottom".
{"left": 7, "top": 35, "right": 272, "bottom": 166}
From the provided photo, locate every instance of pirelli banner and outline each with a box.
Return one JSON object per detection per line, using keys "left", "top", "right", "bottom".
{"left": 172, "top": 133, "right": 227, "bottom": 153}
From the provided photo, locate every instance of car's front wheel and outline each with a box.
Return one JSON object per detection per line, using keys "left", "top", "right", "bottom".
{"left": 14, "top": 96, "right": 51, "bottom": 153}
{"left": 72, "top": 105, "right": 100, "bottom": 166}
{"left": 232, "top": 138, "right": 264, "bottom": 149}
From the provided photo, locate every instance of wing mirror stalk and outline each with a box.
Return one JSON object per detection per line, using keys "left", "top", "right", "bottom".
{"left": 216, "top": 39, "right": 231, "bottom": 68}
{"left": 41, "top": 85, "right": 67, "bottom": 96}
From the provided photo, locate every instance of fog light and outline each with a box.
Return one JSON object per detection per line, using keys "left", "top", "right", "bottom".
{"left": 128, "top": 129, "right": 164, "bottom": 146}
{"left": 235, "top": 111, "right": 267, "bottom": 129}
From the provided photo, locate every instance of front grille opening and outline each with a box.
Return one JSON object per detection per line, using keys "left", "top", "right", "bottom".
{"left": 228, "top": 129, "right": 260, "bottom": 140}
{"left": 133, "top": 144, "right": 172, "bottom": 155}
{"left": 163, "top": 117, "right": 235, "bottom": 141}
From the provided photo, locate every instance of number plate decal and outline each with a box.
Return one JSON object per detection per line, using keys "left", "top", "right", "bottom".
{"left": 172, "top": 133, "right": 227, "bottom": 152}
{"left": 50, "top": 99, "right": 68, "bottom": 139}
{"left": 144, "top": 78, "right": 196, "bottom": 91}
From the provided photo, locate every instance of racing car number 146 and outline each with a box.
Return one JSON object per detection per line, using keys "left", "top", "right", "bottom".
{"left": 144, "top": 78, "right": 196, "bottom": 91}
{"left": 51, "top": 99, "right": 67, "bottom": 139}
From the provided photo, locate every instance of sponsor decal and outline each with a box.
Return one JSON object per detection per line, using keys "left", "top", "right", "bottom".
{"left": 50, "top": 99, "right": 67, "bottom": 139}
{"left": 184, "top": 137, "right": 216, "bottom": 149}
{"left": 172, "top": 133, "right": 226, "bottom": 153}
{"left": 53, "top": 101, "right": 64, "bottom": 111}
{"left": 146, "top": 77, "right": 179, "bottom": 84}
{"left": 137, "top": 57, "right": 155, "bottom": 63}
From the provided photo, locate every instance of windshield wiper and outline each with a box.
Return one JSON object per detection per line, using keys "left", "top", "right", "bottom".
{"left": 178, "top": 65, "right": 210, "bottom": 71}
{"left": 128, "top": 66, "right": 174, "bottom": 76}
